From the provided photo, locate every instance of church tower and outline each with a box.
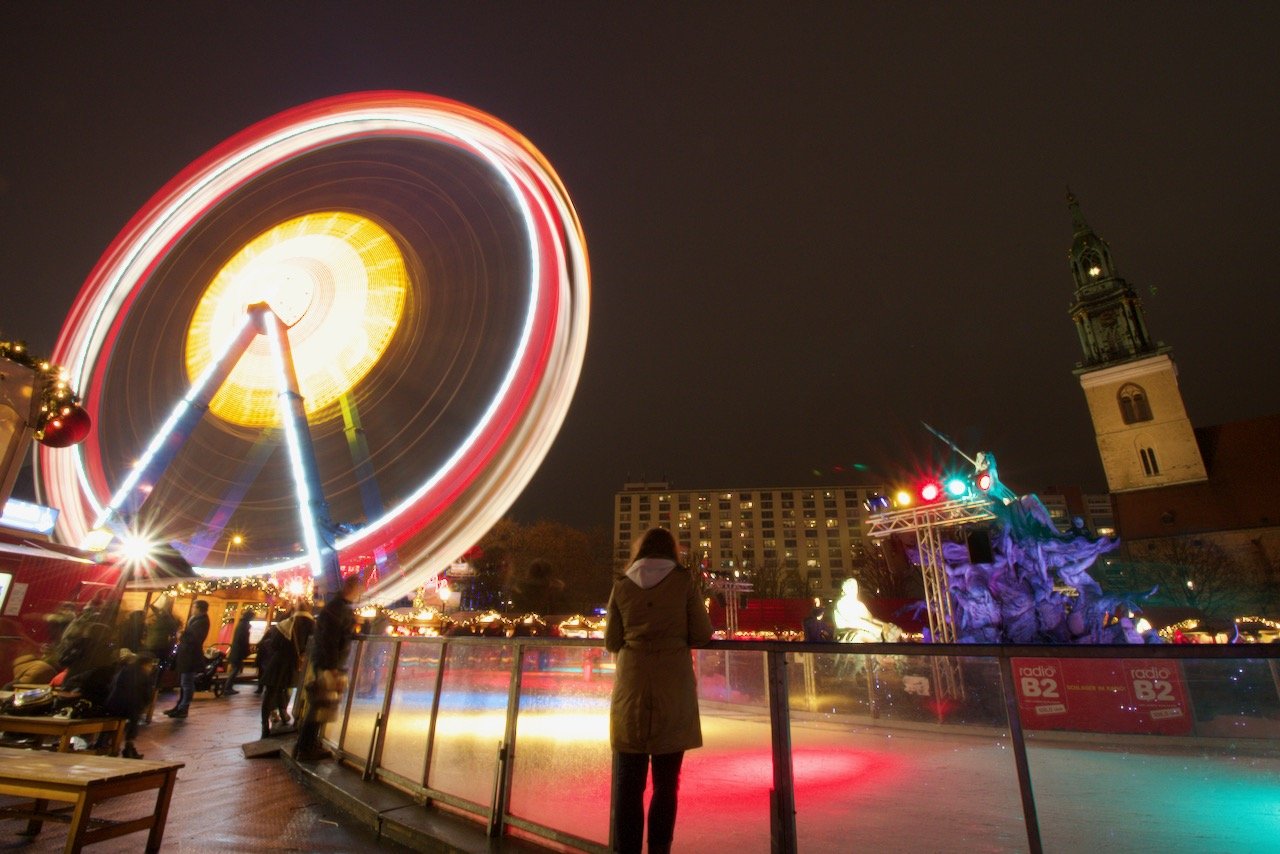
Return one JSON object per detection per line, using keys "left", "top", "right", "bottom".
{"left": 1068, "top": 192, "right": 1206, "bottom": 492}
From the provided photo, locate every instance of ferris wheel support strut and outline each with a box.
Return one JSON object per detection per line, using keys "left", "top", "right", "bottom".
{"left": 94, "top": 303, "right": 343, "bottom": 599}
{"left": 94, "top": 313, "right": 262, "bottom": 530}
{"left": 260, "top": 306, "right": 342, "bottom": 598}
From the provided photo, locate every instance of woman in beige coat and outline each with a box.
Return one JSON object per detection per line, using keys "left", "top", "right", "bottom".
{"left": 605, "top": 527, "right": 714, "bottom": 854}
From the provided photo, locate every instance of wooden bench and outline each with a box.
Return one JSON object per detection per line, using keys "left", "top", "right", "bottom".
{"left": 0, "top": 747, "right": 183, "bottom": 852}
{"left": 0, "top": 714, "right": 126, "bottom": 755}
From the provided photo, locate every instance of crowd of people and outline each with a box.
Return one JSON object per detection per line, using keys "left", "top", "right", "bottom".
{"left": 3, "top": 581, "right": 360, "bottom": 762}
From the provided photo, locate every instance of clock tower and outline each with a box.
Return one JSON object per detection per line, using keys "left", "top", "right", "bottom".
{"left": 1068, "top": 192, "right": 1207, "bottom": 492}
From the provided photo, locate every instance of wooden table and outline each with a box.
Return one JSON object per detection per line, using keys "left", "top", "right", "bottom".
{"left": 0, "top": 747, "right": 183, "bottom": 852}
{"left": 0, "top": 714, "right": 126, "bottom": 755}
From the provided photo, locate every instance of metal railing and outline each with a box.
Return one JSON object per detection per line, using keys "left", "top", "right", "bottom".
{"left": 321, "top": 638, "right": 1280, "bottom": 853}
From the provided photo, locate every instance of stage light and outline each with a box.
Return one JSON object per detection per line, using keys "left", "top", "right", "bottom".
{"left": 944, "top": 476, "right": 968, "bottom": 497}
{"left": 975, "top": 471, "right": 993, "bottom": 492}
{"left": 864, "top": 493, "right": 891, "bottom": 513}
{"left": 893, "top": 489, "right": 914, "bottom": 507}
{"left": 919, "top": 480, "right": 942, "bottom": 502}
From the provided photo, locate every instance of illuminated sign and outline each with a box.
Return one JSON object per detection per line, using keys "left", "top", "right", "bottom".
{"left": 0, "top": 498, "right": 58, "bottom": 535}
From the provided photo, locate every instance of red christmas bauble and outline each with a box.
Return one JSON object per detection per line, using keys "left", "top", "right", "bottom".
{"left": 37, "top": 405, "right": 92, "bottom": 448}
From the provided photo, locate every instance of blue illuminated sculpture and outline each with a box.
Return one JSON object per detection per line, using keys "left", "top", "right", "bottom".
{"left": 919, "top": 494, "right": 1147, "bottom": 644}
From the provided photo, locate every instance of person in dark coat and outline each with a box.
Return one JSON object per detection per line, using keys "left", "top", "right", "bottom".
{"left": 116, "top": 610, "right": 146, "bottom": 655}
{"left": 605, "top": 527, "right": 714, "bottom": 854}
{"left": 164, "top": 599, "right": 210, "bottom": 718}
{"left": 103, "top": 651, "right": 156, "bottom": 758}
{"left": 802, "top": 606, "right": 834, "bottom": 642}
{"left": 293, "top": 575, "right": 360, "bottom": 760}
{"left": 141, "top": 597, "right": 180, "bottom": 721}
{"left": 257, "top": 609, "right": 314, "bottom": 740}
{"left": 223, "top": 610, "right": 255, "bottom": 695}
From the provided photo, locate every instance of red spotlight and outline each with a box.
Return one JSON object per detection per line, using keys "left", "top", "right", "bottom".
{"left": 919, "top": 480, "right": 942, "bottom": 502}
{"left": 975, "top": 471, "right": 993, "bottom": 492}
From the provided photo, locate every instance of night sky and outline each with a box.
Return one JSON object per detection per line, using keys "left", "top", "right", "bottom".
{"left": 3, "top": 3, "right": 1279, "bottom": 532}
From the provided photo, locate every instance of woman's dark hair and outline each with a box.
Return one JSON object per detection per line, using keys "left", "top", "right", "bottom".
{"left": 630, "top": 527, "right": 679, "bottom": 565}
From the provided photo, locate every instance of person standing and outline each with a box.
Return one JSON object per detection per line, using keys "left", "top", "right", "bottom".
{"left": 223, "top": 609, "right": 255, "bottom": 694}
{"left": 257, "top": 608, "right": 314, "bottom": 740}
{"left": 802, "top": 605, "right": 834, "bottom": 642}
{"left": 140, "top": 596, "right": 180, "bottom": 722}
{"left": 293, "top": 575, "right": 360, "bottom": 760}
{"left": 104, "top": 651, "right": 156, "bottom": 758}
{"left": 605, "top": 527, "right": 714, "bottom": 854}
{"left": 165, "top": 599, "right": 210, "bottom": 718}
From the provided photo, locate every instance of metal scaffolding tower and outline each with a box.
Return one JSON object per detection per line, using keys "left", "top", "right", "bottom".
{"left": 865, "top": 495, "right": 998, "bottom": 699}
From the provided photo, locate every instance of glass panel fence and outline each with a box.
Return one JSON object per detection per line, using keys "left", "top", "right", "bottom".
{"left": 330, "top": 640, "right": 1279, "bottom": 853}
{"left": 340, "top": 639, "right": 395, "bottom": 762}
{"left": 427, "top": 640, "right": 515, "bottom": 810}
{"left": 507, "top": 643, "right": 613, "bottom": 846}
{"left": 680, "top": 648, "right": 774, "bottom": 850}
{"left": 380, "top": 640, "right": 443, "bottom": 787}
{"left": 1016, "top": 654, "right": 1280, "bottom": 852}
{"left": 790, "top": 653, "right": 1025, "bottom": 852}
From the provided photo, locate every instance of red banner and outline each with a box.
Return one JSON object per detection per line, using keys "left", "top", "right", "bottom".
{"left": 1011, "top": 657, "right": 1192, "bottom": 736}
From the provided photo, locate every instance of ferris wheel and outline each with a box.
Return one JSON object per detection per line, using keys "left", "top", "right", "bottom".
{"left": 35, "top": 92, "right": 590, "bottom": 604}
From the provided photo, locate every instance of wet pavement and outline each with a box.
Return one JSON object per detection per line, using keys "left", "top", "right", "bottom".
{"left": 0, "top": 685, "right": 411, "bottom": 852}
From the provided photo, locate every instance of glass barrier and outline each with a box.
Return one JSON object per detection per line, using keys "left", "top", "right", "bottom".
{"left": 680, "top": 648, "right": 775, "bottom": 850}
{"left": 339, "top": 639, "right": 395, "bottom": 762}
{"left": 330, "top": 639, "right": 1280, "bottom": 853}
{"left": 1016, "top": 654, "right": 1280, "bottom": 851}
{"left": 790, "top": 652, "right": 1025, "bottom": 851}
{"left": 507, "top": 644, "right": 613, "bottom": 847}
{"left": 426, "top": 640, "right": 514, "bottom": 811}
{"left": 379, "top": 640, "right": 442, "bottom": 787}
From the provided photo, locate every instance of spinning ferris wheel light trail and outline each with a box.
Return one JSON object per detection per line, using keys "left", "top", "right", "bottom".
{"left": 37, "top": 92, "right": 591, "bottom": 603}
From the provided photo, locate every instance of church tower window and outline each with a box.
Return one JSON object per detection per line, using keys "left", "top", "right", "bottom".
{"left": 1139, "top": 446, "right": 1160, "bottom": 476}
{"left": 1118, "top": 383, "right": 1153, "bottom": 424}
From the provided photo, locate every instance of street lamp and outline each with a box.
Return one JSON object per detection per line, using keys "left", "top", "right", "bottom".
{"left": 223, "top": 533, "right": 245, "bottom": 566}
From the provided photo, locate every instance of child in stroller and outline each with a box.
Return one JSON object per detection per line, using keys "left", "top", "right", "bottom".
{"left": 192, "top": 647, "right": 228, "bottom": 697}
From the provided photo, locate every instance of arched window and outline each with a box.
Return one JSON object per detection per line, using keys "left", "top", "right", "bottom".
{"left": 1118, "top": 383, "right": 1153, "bottom": 424}
{"left": 1139, "top": 446, "right": 1160, "bottom": 476}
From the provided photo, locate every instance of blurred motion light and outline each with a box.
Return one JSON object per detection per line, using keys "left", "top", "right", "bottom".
{"left": 185, "top": 212, "right": 409, "bottom": 427}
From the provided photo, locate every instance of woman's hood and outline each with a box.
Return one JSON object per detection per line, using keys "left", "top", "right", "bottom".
{"left": 625, "top": 557, "right": 677, "bottom": 590}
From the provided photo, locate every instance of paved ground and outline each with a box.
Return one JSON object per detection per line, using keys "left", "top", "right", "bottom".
{"left": 0, "top": 685, "right": 411, "bottom": 853}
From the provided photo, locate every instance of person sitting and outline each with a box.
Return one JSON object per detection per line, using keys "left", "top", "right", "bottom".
{"left": 6, "top": 653, "right": 56, "bottom": 688}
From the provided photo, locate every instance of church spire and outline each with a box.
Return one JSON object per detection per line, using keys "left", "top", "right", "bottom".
{"left": 1066, "top": 193, "right": 1160, "bottom": 371}
{"left": 1067, "top": 187, "right": 1090, "bottom": 235}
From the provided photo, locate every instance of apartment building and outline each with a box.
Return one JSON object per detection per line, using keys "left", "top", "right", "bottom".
{"left": 613, "top": 480, "right": 887, "bottom": 595}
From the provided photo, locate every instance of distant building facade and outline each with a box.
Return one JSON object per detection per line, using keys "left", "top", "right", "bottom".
{"left": 613, "top": 480, "right": 887, "bottom": 595}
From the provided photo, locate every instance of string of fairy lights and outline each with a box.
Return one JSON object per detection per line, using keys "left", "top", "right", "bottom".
{"left": 0, "top": 339, "right": 87, "bottom": 445}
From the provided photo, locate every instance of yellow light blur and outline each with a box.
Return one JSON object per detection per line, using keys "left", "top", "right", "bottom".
{"left": 893, "top": 489, "right": 913, "bottom": 507}
{"left": 185, "top": 212, "right": 408, "bottom": 427}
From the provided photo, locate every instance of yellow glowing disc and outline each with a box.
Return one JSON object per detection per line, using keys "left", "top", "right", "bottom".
{"left": 185, "top": 212, "right": 408, "bottom": 427}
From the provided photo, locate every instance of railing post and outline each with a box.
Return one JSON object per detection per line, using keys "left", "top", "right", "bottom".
{"left": 766, "top": 649, "right": 797, "bottom": 854}
{"left": 364, "top": 640, "right": 401, "bottom": 780}
{"left": 997, "top": 653, "right": 1043, "bottom": 854}
{"left": 420, "top": 640, "right": 447, "bottom": 795}
{"left": 489, "top": 639, "right": 525, "bottom": 838}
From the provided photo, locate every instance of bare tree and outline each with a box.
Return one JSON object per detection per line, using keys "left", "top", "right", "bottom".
{"left": 1127, "top": 537, "right": 1268, "bottom": 618}
{"left": 749, "top": 559, "right": 804, "bottom": 599}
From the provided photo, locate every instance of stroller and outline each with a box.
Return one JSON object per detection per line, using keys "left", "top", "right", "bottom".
{"left": 193, "top": 648, "right": 228, "bottom": 697}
